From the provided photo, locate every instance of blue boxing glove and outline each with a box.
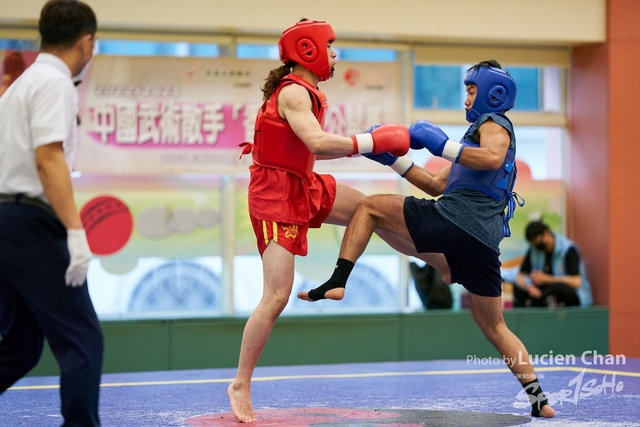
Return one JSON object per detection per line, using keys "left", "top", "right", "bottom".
{"left": 408, "top": 120, "right": 464, "bottom": 163}
{"left": 364, "top": 152, "right": 414, "bottom": 177}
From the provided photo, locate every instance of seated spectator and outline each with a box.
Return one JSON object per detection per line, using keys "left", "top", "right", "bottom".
{"left": 513, "top": 220, "right": 593, "bottom": 307}
{"left": 409, "top": 261, "right": 452, "bottom": 310}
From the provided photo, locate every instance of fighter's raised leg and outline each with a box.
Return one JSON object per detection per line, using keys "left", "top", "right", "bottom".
{"left": 298, "top": 188, "right": 440, "bottom": 301}
{"left": 324, "top": 184, "right": 449, "bottom": 275}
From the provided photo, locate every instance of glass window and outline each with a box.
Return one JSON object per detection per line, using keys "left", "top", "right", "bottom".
{"left": 335, "top": 48, "right": 396, "bottom": 62}
{"left": 413, "top": 64, "right": 563, "bottom": 113}
{"left": 414, "top": 65, "right": 464, "bottom": 109}
{"left": 0, "top": 39, "right": 38, "bottom": 50}
{"left": 89, "top": 257, "right": 223, "bottom": 318}
{"left": 96, "top": 40, "right": 219, "bottom": 57}
{"left": 189, "top": 43, "right": 220, "bottom": 58}
{"left": 504, "top": 66, "right": 539, "bottom": 111}
{"left": 236, "top": 44, "right": 397, "bottom": 62}
{"left": 236, "top": 44, "right": 279, "bottom": 59}
{"left": 79, "top": 175, "right": 224, "bottom": 319}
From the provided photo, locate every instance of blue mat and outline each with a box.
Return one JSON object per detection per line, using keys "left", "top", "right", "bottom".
{"left": 2, "top": 358, "right": 639, "bottom": 426}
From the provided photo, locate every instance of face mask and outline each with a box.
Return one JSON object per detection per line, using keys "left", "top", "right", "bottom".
{"left": 535, "top": 242, "right": 547, "bottom": 251}
{"left": 73, "top": 60, "right": 91, "bottom": 85}
{"left": 73, "top": 37, "right": 97, "bottom": 85}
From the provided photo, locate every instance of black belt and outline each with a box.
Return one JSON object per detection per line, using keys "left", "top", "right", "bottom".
{"left": 0, "top": 194, "right": 56, "bottom": 216}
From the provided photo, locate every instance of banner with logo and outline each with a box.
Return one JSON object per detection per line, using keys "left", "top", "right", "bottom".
{"left": 76, "top": 56, "right": 402, "bottom": 175}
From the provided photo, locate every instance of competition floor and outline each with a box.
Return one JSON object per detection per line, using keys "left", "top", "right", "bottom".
{"left": 2, "top": 358, "right": 639, "bottom": 426}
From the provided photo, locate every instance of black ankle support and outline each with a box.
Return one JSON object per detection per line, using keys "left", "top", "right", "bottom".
{"left": 522, "top": 379, "right": 548, "bottom": 417}
{"left": 307, "top": 258, "right": 354, "bottom": 301}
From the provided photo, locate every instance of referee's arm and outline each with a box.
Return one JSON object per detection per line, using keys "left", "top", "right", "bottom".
{"left": 35, "top": 142, "right": 83, "bottom": 229}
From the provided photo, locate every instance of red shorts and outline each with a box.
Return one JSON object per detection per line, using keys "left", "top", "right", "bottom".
{"left": 248, "top": 164, "right": 336, "bottom": 256}
{"left": 249, "top": 217, "right": 310, "bottom": 257}
{"left": 249, "top": 173, "right": 336, "bottom": 257}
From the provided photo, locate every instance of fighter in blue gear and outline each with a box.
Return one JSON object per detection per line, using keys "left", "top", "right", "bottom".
{"left": 408, "top": 61, "right": 522, "bottom": 237}
{"left": 303, "top": 60, "right": 554, "bottom": 419}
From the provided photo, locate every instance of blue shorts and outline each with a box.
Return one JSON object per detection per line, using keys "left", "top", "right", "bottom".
{"left": 403, "top": 196, "right": 502, "bottom": 297}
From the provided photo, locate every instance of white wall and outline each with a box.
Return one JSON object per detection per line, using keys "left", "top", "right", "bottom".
{"left": 0, "top": 0, "right": 605, "bottom": 46}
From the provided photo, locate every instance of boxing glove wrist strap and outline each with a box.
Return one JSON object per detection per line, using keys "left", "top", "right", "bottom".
{"left": 351, "top": 133, "right": 374, "bottom": 155}
{"left": 442, "top": 140, "right": 463, "bottom": 163}
{"left": 391, "top": 155, "right": 414, "bottom": 177}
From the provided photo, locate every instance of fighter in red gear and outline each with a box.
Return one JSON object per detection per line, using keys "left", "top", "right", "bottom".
{"left": 227, "top": 19, "right": 448, "bottom": 423}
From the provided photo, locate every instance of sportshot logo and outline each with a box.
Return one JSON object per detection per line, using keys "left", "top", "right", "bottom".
{"left": 464, "top": 350, "right": 627, "bottom": 408}
{"left": 467, "top": 350, "right": 627, "bottom": 367}
{"left": 513, "top": 369, "right": 624, "bottom": 408}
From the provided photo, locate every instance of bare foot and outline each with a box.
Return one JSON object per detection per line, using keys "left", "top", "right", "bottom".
{"left": 227, "top": 381, "right": 257, "bottom": 423}
{"left": 536, "top": 405, "right": 555, "bottom": 418}
{"left": 297, "top": 291, "right": 314, "bottom": 302}
{"left": 297, "top": 288, "right": 345, "bottom": 302}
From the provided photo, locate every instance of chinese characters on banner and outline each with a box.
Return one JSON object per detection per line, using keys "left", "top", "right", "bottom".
{"left": 76, "top": 56, "right": 402, "bottom": 175}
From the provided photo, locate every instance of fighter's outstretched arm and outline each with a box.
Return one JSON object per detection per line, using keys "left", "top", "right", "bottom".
{"left": 403, "top": 163, "right": 450, "bottom": 197}
{"left": 363, "top": 150, "right": 450, "bottom": 197}
{"left": 408, "top": 118, "right": 509, "bottom": 170}
{"left": 280, "top": 84, "right": 409, "bottom": 158}
{"left": 280, "top": 84, "right": 355, "bottom": 157}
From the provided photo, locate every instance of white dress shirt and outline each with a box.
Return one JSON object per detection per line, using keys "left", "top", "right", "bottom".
{"left": 0, "top": 53, "right": 79, "bottom": 201}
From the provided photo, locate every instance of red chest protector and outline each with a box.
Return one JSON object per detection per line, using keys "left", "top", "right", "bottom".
{"left": 250, "top": 74, "right": 327, "bottom": 181}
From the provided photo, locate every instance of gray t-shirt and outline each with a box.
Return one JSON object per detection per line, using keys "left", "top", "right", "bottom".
{"left": 435, "top": 188, "right": 507, "bottom": 250}
{"left": 433, "top": 113, "right": 514, "bottom": 250}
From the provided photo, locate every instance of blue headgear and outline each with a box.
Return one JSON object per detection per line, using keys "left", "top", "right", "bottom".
{"left": 463, "top": 66, "right": 517, "bottom": 123}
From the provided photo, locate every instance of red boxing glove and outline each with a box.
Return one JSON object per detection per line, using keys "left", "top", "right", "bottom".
{"left": 351, "top": 124, "right": 410, "bottom": 157}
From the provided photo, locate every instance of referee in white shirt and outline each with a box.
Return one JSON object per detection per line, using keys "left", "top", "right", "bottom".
{"left": 0, "top": 1, "right": 103, "bottom": 426}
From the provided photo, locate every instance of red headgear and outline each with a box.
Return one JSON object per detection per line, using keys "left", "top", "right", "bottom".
{"left": 278, "top": 20, "right": 336, "bottom": 81}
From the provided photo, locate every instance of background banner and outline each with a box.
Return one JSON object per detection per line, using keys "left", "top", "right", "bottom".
{"left": 76, "top": 56, "right": 402, "bottom": 175}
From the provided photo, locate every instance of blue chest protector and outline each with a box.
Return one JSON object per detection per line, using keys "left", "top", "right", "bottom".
{"left": 444, "top": 113, "right": 524, "bottom": 237}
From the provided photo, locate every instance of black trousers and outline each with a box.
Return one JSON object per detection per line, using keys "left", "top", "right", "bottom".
{"left": 0, "top": 202, "right": 103, "bottom": 427}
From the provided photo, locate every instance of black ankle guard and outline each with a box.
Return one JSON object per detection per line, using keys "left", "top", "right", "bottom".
{"left": 522, "top": 379, "right": 548, "bottom": 417}
{"left": 308, "top": 278, "right": 343, "bottom": 301}
{"left": 307, "top": 258, "right": 354, "bottom": 301}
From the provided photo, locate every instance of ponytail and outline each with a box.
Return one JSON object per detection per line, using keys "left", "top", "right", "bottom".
{"left": 261, "top": 64, "right": 292, "bottom": 101}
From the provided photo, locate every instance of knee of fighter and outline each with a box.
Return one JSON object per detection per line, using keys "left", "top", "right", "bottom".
{"left": 358, "top": 196, "right": 379, "bottom": 214}
{"left": 480, "top": 325, "right": 506, "bottom": 345}
{"left": 268, "top": 291, "right": 291, "bottom": 310}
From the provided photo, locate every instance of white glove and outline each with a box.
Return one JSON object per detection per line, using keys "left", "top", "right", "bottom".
{"left": 65, "top": 228, "right": 92, "bottom": 287}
